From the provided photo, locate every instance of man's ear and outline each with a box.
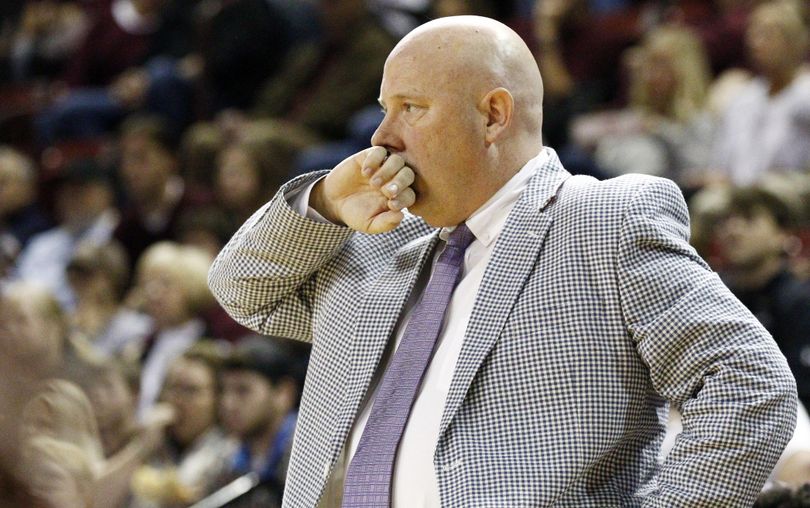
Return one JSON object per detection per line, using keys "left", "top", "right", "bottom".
{"left": 479, "top": 87, "right": 514, "bottom": 145}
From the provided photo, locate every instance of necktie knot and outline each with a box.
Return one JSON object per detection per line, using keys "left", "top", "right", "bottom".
{"left": 447, "top": 223, "right": 475, "bottom": 251}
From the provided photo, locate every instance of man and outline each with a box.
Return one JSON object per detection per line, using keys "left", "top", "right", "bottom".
{"left": 215, "top": 336, "right": 305, "bottom": 507}
{"left": 12, "top": 157, "right": 118, "bottom": 310}
{"left": 0, "top": 146, "right": 52, "bottom": 277}
{"left": 208, "top": 16, "right": 796, "bottom": 507}
{"left": 713, "top": 185, "right": 810, "bottom": 409}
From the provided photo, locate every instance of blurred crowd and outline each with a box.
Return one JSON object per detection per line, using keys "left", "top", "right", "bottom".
{"left": 1, "top": 0, "right": 810, "bottom": 506}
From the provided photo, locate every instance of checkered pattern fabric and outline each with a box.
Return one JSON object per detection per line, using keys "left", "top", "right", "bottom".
{"left": 209, "top": 149, "right": 796, "bottom": 507}
{"left": 342, "top": 224, "right": 475, "bottom": 507}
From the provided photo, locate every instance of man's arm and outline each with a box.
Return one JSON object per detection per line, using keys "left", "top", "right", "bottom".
{"left": 208, "top": 147, "right": 417, "bottom": 340}
{"left": 207, "top": 171, "right": 354, "bottom": 341}
{"left": 616, "top": 177, "right": 797, "bottom": 506}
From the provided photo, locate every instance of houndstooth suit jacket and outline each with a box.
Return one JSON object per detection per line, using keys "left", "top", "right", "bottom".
{"left": 208, "top": 150, "right": 796, "bottom": 507}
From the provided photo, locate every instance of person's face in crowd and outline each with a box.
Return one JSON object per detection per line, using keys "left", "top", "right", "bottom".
{"left": 0, "top": 156, "right": 33, "bottom": 218}
{"left": 640, "top": 46, "right": 678, "bottom": 109}
{"left": 219, "top": 370, "right": 277, "bottom": 439}
{"left": 0, "top": 290, "right": 63, "bottom": 370}
{"left": 716, "top": 207, "right": 786, "bottom": 270}
{"left": 119, "top": 133, "right": 175, "bottom": 203}
{"left": 216, "top": 147, "right": 261, "bottom": 209}
{"left": 746, "top": 8, "right": 794, "bottom": 74}
{"left": 162, "top": 358, "right": 217, "bottom": 446}
{"left": 67, "top": 263, "right": 112, "bottom": 303}
{"left": 86, "top": 369, "right": 135, "bottom": 456}
{"left": 370, "top": 41, "right": 490, "bottom": 227}
{"left": 138, "top": 265, "right": 192, "bottom": 327}
{"left": 54, "top": 181, "right": 111, "bottom": 229}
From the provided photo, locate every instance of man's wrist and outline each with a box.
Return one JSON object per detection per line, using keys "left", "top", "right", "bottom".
{"left": 310, "top": 179, "right": 342, "bottom": 225}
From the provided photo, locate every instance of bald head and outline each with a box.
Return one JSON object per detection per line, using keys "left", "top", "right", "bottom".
{"left": 389, "top": 16, "right": 544, "bottom": 137}
{"left": 370, "top": 16, "right": 545, "bottom": 226}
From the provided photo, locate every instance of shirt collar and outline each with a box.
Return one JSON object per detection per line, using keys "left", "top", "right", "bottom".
{"left": 440, "top": 148, "right": 550, "bottom": 247}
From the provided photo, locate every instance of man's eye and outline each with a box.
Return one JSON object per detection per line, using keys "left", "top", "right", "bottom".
{"left": 403, "top": 103, "right": 415, "bottom": 113}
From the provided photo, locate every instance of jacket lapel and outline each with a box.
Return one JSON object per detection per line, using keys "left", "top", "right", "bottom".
{"left": 438, "top": 155, "right": 571, "bottom": 438}
{"left": 331, "top": 228, "right": 440, "bottom": 452}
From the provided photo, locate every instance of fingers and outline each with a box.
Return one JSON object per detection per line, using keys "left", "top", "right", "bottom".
{"left": 361, "top": 146, "right": 388, "bottom": 177}
{"left": 361, "top": 149, "right": 416, "bottom": 203}
{"left": 368, "top": 153, "right": 406, "bottom": 187}
{"left": 380, "top": 166, "right": 414, "bottom": 199}
{"left": 368, "top": 210, "right": 405, "bottom": 234}
{"left": 388, "top": 187, "right": 415, "bottom": 211}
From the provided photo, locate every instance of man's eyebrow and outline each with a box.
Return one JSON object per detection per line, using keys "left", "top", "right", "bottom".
{"left": 379, "top": 93, "right": 429, "bottom": 112}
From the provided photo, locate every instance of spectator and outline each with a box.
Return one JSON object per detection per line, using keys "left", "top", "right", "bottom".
{"left": 0, "top": 283, "right": 68, "bottom": 507}
{"left": 17, "top": 379, "right": 104, "bottom": 508}
{"left": 532, "top": 0, "right": 647, "bottom": 148}
{"left": 0, "top": 145, "right": 52, "bottom": 277}
{"left": 126, "top": 241, "right": 214, "bottom": 420}
{"left": 66, "top": 240, "right": 151, "bottom": 357}
{"left": 34, "top": 0, "right": 200, "bottom": 143}
{"left": 74, "top": 358, "right": 142, "bottom": 460}
{"left": 567, "top": 24, "right": 714, "bottom": 185}
{"left": 213, "top": 336, "right": 306, "bottom": 508}
{"left": 711, "top": 0, "right": 810, "bottom": 184}
{"left": 114, "top": 115, "right": 198, "bottom": 270}
{"left": 215, "top": 119, "right": 316, "bottom": 233}
{"left": 130, "top": 343, "right": 236, "bottom": 507}
{"left": 178, "top": 121, "right": 224, "bottom": 206}
{"left": 67, "top": 352, "right": 175, "bottom": 508}
{"left": 197, "top": 0, "right": 315, "bottom": 112}
{"left": 712, "top": 185, "right": 810, "bottom": 408}
{"left": 1, "top": 0, "right": 89, "bottom": 83}
{"left": 253, "top": 0, "right": 397, "bottom": 141}
{"left": 12, "top": 157, "right": 118, "bottom": 309}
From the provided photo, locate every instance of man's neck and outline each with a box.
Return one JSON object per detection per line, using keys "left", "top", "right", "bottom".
{"left": 246, "top": 414, "right": 283, "bottom": 467}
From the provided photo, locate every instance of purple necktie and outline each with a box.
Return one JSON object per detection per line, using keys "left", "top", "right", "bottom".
{"left": 342, "top": 223, "right": 475, "bottom": 507}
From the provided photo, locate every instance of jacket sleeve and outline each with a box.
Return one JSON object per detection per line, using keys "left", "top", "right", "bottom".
{"left": 207, "top": 171, "right": 354, "bottom": 342}
{"left": 616, "top": 177, "right": 797, "bottom": 507}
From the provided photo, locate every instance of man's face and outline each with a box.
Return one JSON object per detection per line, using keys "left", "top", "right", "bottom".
{"left": 137, "top": 266, "right": 191, "bottom": 327}
{"left": 162, "top": 358, "right": 217, "bottom": 446}
{"left": 119, "top": 134, "right": 173, "bottom": 202}
{"left": 219, "top": 371, "right": 275, "bottom": 438}
{"left": 746, "top": 10, "right": 793, "bottom": 73}
{"left": 716, "top": 208, "right": 785, "bottom": 270}
{"left": 371, "top": 46, "right": 489, "bottom": 227}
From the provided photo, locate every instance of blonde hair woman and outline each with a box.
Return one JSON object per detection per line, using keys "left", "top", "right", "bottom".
{"left": 128, "top": 242, "right": 215, "bottom": 420}
{"left": 570, "top": 24, "right": 715, "bottom": 184}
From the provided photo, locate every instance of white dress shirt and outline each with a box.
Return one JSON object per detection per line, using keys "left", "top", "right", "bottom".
{"left": 291, "top": 148, "right": 549, "bottom": 506}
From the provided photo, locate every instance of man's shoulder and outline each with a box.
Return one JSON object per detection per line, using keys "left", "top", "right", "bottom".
{"left": 556, "top": 172, "right": 678, "bottom": 205}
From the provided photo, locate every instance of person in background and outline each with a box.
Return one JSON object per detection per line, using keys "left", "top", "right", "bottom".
{"left": 66, "top": 351, "right": 174, "bottom": 508}
{"left": 711, "top": 0, "right": 810, "bottom": 184}
{"left": 0, "top": 282, "right": 67, "bottom": 476}
{"left": 16, "top": 379, "right": 104, "bottom": 508}
{"left": 253, "top": 0, "right": 397, "bottom": 141}
{"left": 215, "top": 119, "right": 316, "bottom": 234}
{"left": 711, "top": 185, "right": 810, "bottom": 408}
{"left": 12, "top": 157, "right": 118, "bottom": 309}
{"left": 66, "top": 240, "right": 151, "bottom": 357}
{"left": 127, "top": 241, "right": 214, "bottom": 420}
{"left": 212, "top": 336, "right": 306, "bottom": 508}
{"left": 129, "top": 342, "right": 235, "bottom": 508}
{"left": 2, "top": 0, "right": 89, "bottom": 83}
{"left": 567, "top": 24, "right": 714, "bottom": 186}
{"left": 0, "top": 145, "right": 51, "bottom": 278}
{"left": 114, "top": 115, "right": 197, "bottom": 270}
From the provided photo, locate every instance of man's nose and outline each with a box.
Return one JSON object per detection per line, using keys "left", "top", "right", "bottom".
{"left": 370, "top": 118, "right": 403, "bottom": 152}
